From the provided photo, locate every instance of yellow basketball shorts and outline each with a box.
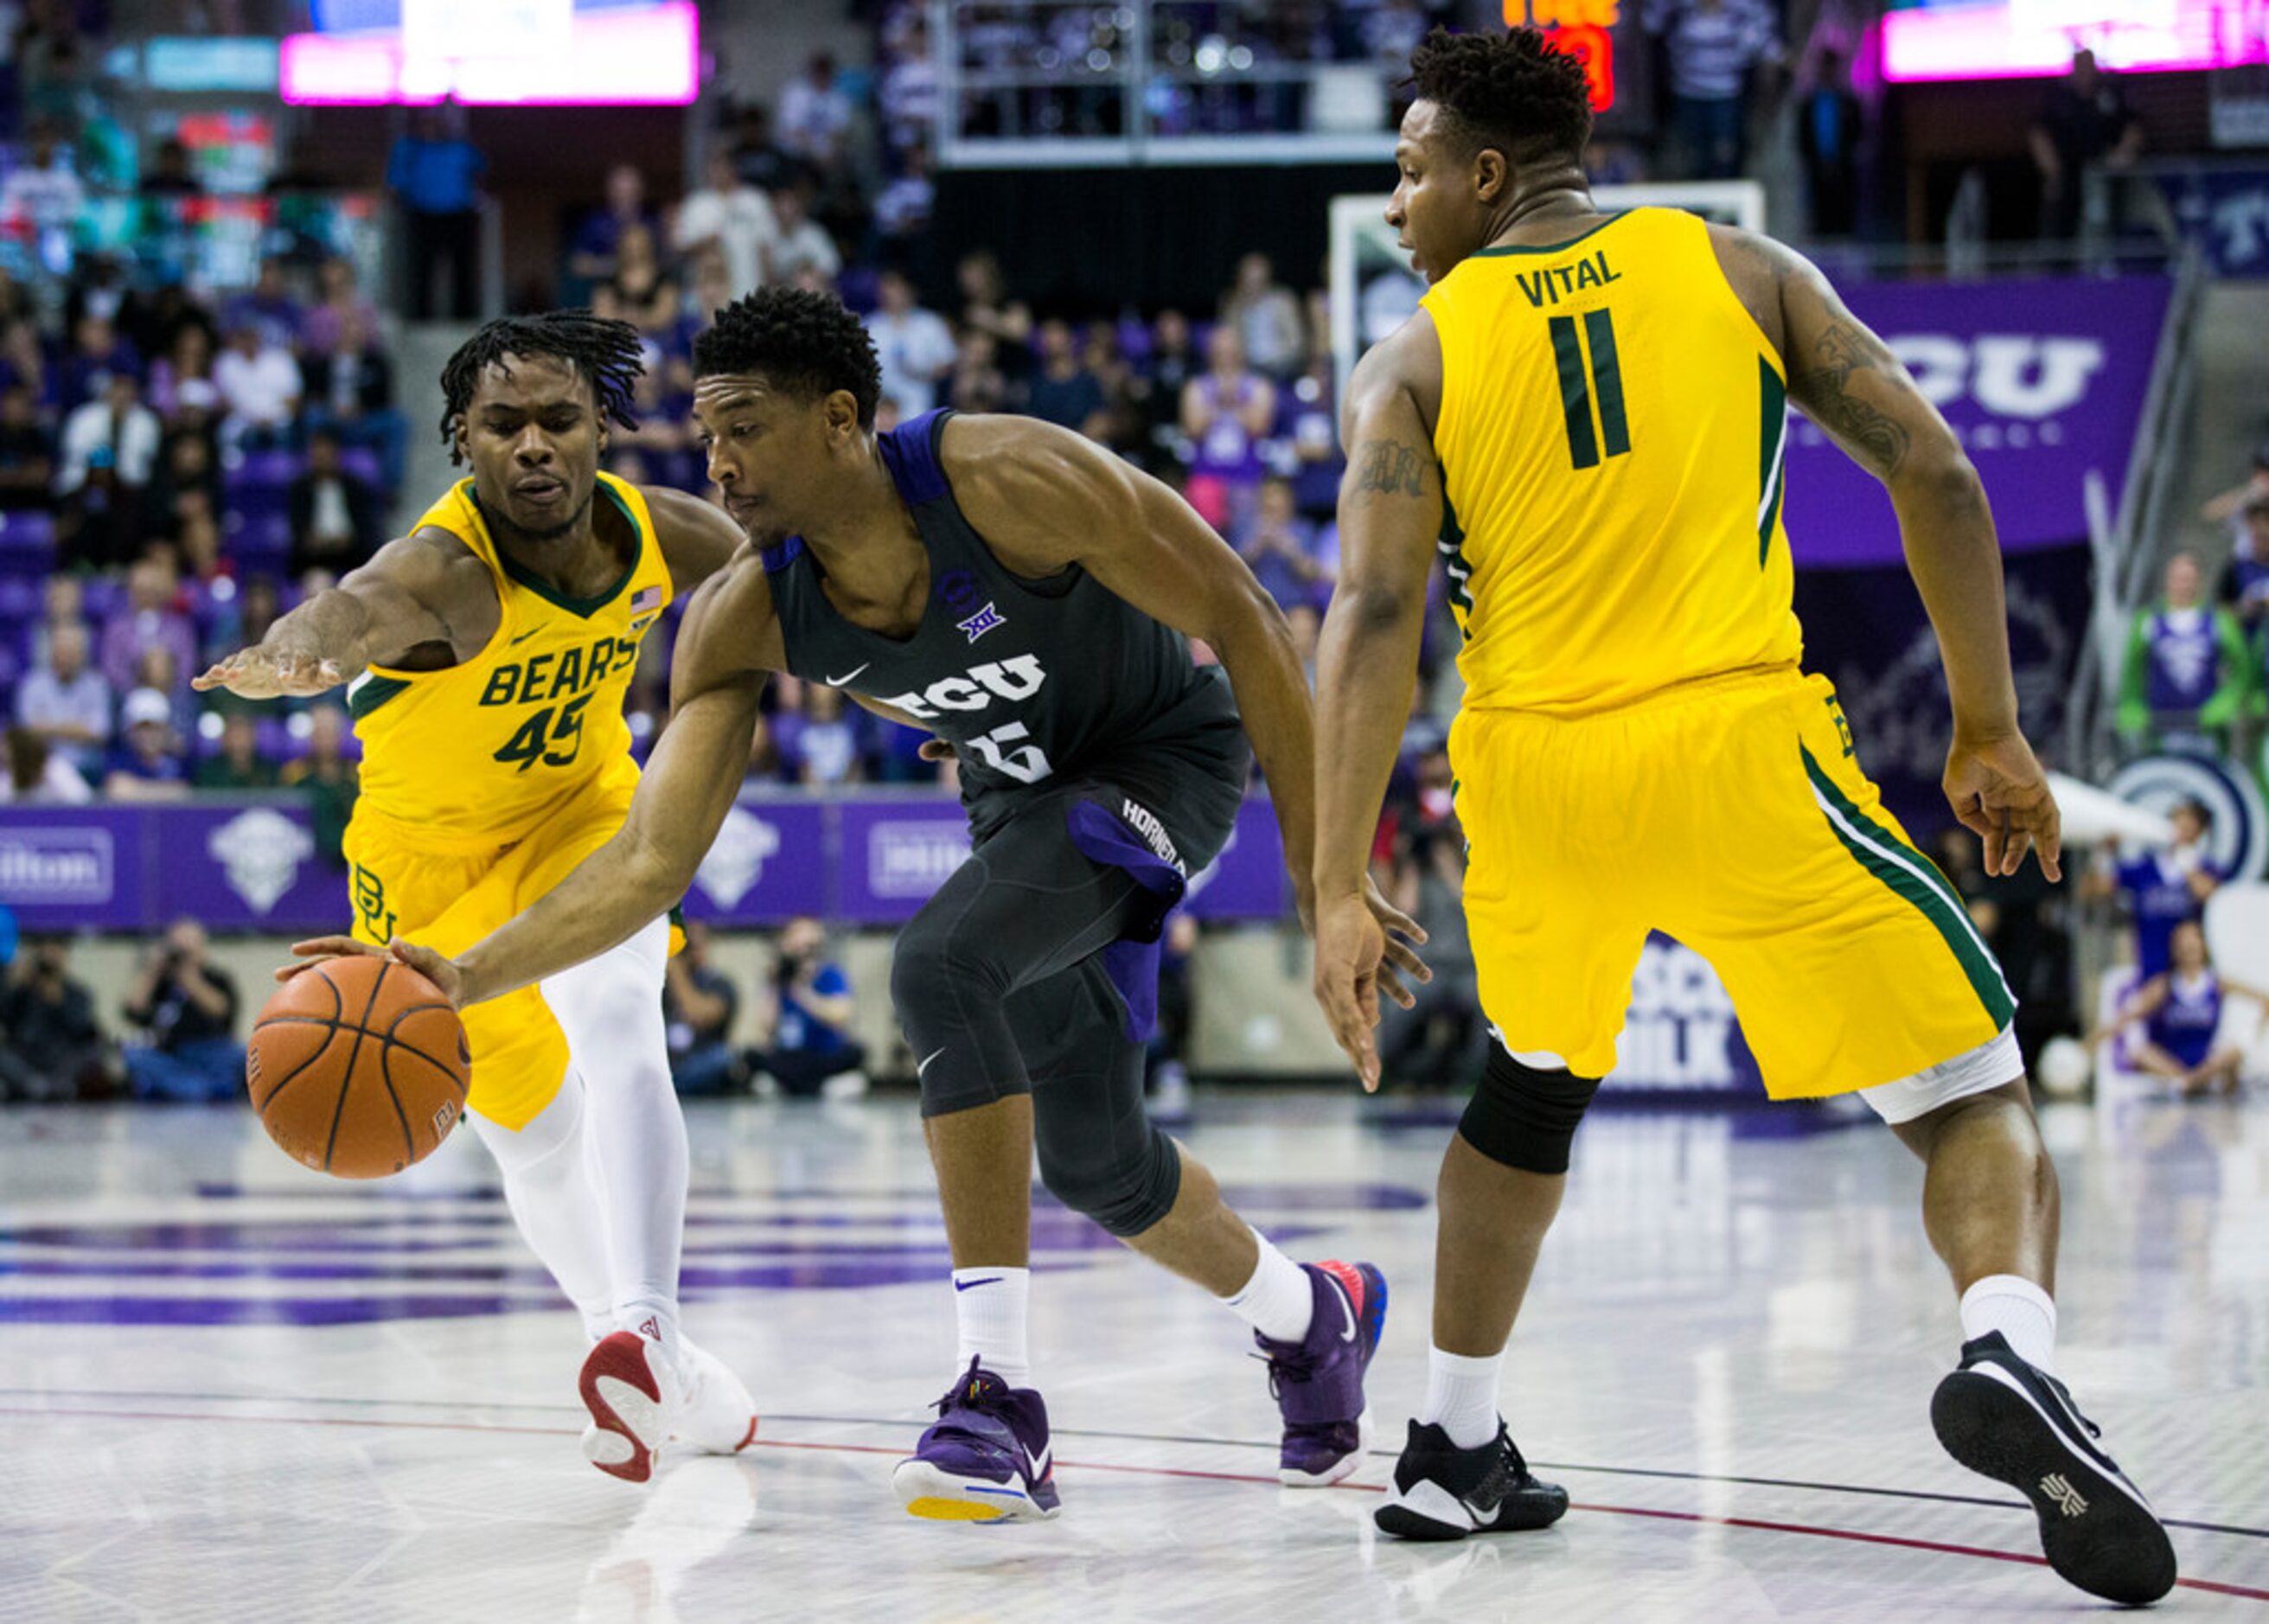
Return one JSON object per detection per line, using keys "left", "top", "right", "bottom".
{"left": 1450, "top": 669, "right": 2015, "bottom": 1098}
{"left": 342, "top": 778, "right": 641, "bottom": 1131}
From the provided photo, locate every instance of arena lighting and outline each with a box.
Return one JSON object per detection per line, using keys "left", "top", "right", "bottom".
{"left": 1502, "top": 0, "right": 1619, "bottom": 110}
{"left": 1883, "top": 0, "right": 2268, "bottom": 82}
{"left": 278, "top": 0, "right": 698, "bottom": 105}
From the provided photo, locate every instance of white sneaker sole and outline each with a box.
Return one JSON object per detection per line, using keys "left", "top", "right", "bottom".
{"left": 578, "top": 1331, "right": 674, "bottom": 1485}
{"left": 1281, "top": 1406, "right": 1374, "bottom": 1487}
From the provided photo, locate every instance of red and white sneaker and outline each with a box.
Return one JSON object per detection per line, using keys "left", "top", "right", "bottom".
{"left": 672, "top": 1337, "right": 758, "bottom": 1456}
{"left": 579, "top": 1329, "right": 682, "bottom": 1484}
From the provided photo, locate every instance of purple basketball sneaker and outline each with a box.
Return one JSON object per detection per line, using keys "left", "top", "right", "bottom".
{"left": 1256, "top": 1260, "right": 1388, "bottom": 1487}
{"left": 892, "top": 1358, "right": 1062, "bottom": 1522}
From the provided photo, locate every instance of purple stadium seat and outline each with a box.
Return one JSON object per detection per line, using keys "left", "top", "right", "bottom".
{"left": 227, "top": 449, "right": 301, "bottom": 491}
{"left": 0, "top": 509, "right": 55, "bottom": 580}
{"left": 80, "top": 576, "right": 125, "bottom": 620}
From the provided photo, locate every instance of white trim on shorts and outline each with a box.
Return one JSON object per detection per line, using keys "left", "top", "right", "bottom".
{"left": 1857, "top": 1025, "right": 2023, "bottom": 1125}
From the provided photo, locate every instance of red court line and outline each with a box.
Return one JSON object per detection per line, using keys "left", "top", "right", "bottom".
{"left": 7, "top": 1405, "right": 2265, "bottom": 1602}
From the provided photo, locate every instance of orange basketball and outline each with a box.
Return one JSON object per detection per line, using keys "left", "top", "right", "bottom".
{"left": 247, "top": 955, "right": 471, "bottom": 1179}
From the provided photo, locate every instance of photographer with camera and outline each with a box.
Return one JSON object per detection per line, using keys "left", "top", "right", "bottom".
{"left": 0, "top": 935, "right": 112, "bottom": 1101}
{"left": 748, "top": 915, "right": 866, "bottom": 1100}
{"left": 122, "top": 918, "right": 242, "bottom": 1102}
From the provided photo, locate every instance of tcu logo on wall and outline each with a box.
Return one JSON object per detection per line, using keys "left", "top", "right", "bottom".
{"left": 1888, "top": 335, "right": 2106, "bottom": 419}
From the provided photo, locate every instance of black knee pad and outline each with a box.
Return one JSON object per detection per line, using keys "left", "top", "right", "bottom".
{"left": 1459, "top": 1046, "right": 1601, "bottom": 1175}
{"left": 1037, "top": 1117, "right": 1182, "bottom": 1237}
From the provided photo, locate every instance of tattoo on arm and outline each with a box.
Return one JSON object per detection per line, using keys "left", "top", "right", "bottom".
{"left": 1352, "top": 438, "right": 1428, "bottom": 499}
{"left": 1788, "top": 322, "right": 1911, "bottom": 477}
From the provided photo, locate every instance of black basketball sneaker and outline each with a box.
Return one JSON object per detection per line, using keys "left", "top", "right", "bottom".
{"left": 1375, "top": 1419, "right": 1569, "bottom": 1541}
{"left": 1931, "top": 1331, "right": 2177, "bottom": 1606}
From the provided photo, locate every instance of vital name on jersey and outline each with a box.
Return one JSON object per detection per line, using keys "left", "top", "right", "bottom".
{"left": 1514, "top": 251, "right": 1621, "bottom": 309}
{"left": 477, "top": 634, "right": 641, "bottom": 709}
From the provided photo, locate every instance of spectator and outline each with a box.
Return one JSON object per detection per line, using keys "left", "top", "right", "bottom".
{"left": 1181, "top": 325, "right": 1275, "bottom": 533}
{"left": 2083, "top": 798, "right": 2222, "bottom": 981}
{"left": 943, "top": 327, "right": 1008, "bottom": 415}
{"left": 674, "top": 149, "right": 777, "bottom": 301}
{"left": 1798, "top": 46, "right": 1865, "bottom": 237}
{"left": 149, "top": 429, "right": 221, "bottom": 536}
{"left": 146, "top": 324, "right": 219, "bottom": 422}
{"left": 1281, "top": 348, "right": 1343, "bottom": 516}
{"left": 1025, "top": 318, "right": 1109, "bottom": 439}
{"left": 212, "top": 323, "right": 302, "bottom": 453}
{"left": 135, "top": 644, "right": 195, "bottom": 742}
{"left": 66, "top": 254, "right": 145, "bottom": 336}
{"left": 764, "top": 184, "right": 841, "bottom": 286}
{"left": 777, "top": 54, "right": 854, "bottom": 167}
{"left": 169, "top": 490, "right": 227, "bottom": 595}
{"left": 2224, "top": 496, "right": 2269, "bottom": 631}
{"left": 0, "top": 935, "right": 109, "bottom": 1102}
{"left": 0, "top": 383, "right": 52, "bottom": 508}
{"left": 222, "top": 257, "right": 304, "bottom": 355}
{"left": 1237, "top": 476, "right": 1329, "bottom": 610}
{"left": 570, "top": 163, "right": 661, "bottom": 296}
{"left": 1645, "top": 0, "right": 1782, "bottom": 181}
{"left": 0, "top": 726, "right": 89, "bottom": 805}
{"left": 2115, "top": 552, "right": 2253, "bottom": 751}
{"left": 867, "top": 270, "right": 956, "bottom": 418}
{"left": 1221, "top": 253, "right": 1305, "bottom": 379}
{"left": 879, "top": 24, "right": 941, "bottom": 157}
{"left": 730, "top": 102, "right": 802, "bottom": 195}
{"left": 16, "top": 619, "right": 108, "bottom": 777}
{"left": 386, "top": 106, "right": 487, "bottom": 321}
{"left": 139, "top": 136, "right": 202, "bottom": 198}
{"left": 281, "top": 704, "right": 358, "bottom": 866}
{"left": 593, "top": 223, "right": 680, "bottom": 337}
{"left": 2096, "top": 920, "right": 2263, "bottom": 1097}
{"left": 298, "top": 256, "right": 382, "bottom": 359}
{"left": 300, "top": 308, "right": 405, "bottom": 493}
{"left": 0, "top": 121, "right": 84, "bottom": 246}
{"left": 749, "top": 916, "right": 867, "bottom": 1098}
{"left": 57, "top": 372, "right": 162, "bottom": 575}
{"left": 664, "top": 920, "right": 745, "bottom": 1096}
{"left": 2032, "top": 49, "right": 2143, "bottom": 241}
{"left": 1133, "top": 308, "right": 1199, "bottom": 469}
{"left": 29, "top": 573, "right": 81, "bottom": 668}
{"left": 194, "top": 712, "right": 278, "bottom": 791}
{"left": 56, "top": 313, "right": 142, "bottom": 414}
{"left": 105, "top": 687, "right": 190, "bottom": 802}
{"left": 100, "top": 554, "right": 198, "bottom": 699}
{"left": 0, "top": 319, "right": 48, "bottom": 411}
{"left": 873, "top": 142, "right": 936, "bottom": 272}
{"left": 956, "top": 252, "right": 1032, "bottom": 377}
{"left": 122, "top": 919, "right": 242, "bottom": 1103}
{"left": 780, "top": 684, "right": 863, "bottom": 787}
{"left": 287, "top": 431, "right": 384, "bottom": 584}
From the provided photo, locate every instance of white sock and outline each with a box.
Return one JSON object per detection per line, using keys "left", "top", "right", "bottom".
{"left": 471, "top": 1084, "right": 617, "bottom": 1342}
{"left": 1219, "top": 1231, "right": 1314, "bottom": 1345}
{"left": 542, "top": 920, "right": 689, "bottom": 1372}
{"left": 952, "top": 1267, "right": 1031, "bottom": 1387}
{"left": 1959, "top": 1274, "right": 2057, "bottom": 1373}
{"left": 1422, "top": 1346, "right": 1504, "bottom": 1450}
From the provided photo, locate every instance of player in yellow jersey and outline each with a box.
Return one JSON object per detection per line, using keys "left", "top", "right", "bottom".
{"left": 1311, "top": 29, "right": 2175, "bottom": 1603}
{"left": 195, "top": 313, "right": 758, "bottom": 1486}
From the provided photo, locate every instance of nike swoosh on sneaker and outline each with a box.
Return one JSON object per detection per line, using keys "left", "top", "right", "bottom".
{"left": 826, "top": 662, "right": 872, "bottom": 684}
{"left": 1024, "top": 1442, "right": 1051, "bottom": 1478}
{"left": 1326, "top": 1276, "right": 1357, "bottom": 1343}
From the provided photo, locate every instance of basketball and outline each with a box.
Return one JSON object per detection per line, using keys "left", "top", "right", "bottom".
{"left": 246, "top": 956, "right": 471, "bottom": 1179}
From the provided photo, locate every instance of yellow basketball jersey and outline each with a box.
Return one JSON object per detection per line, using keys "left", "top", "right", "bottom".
{"left": 348, "top": 471, "right": 672, "bottom": 851}
{"left": 1423, "top": 207, "right": 1804, "bottom": 715}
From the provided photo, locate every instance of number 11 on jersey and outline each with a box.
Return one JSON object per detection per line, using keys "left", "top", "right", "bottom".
{"left": 1548, "top": 308, "right": 1632, "bottom": 471}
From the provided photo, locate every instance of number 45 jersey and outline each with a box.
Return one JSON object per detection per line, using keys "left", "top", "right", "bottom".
{"left": 348, "top": 470, "right": 671, "bottom": 851}
{"left": 1423, "top": 207, "right": 1806, "bottom": 717}
{"left": 761, "top": 407, "right": 1250, "bottom": 854}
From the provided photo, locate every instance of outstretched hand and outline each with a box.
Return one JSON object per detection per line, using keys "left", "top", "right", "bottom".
{"left": 194, "top": 647, "right": 348, "bottom": 700}
{"left": 1942, "top": 728, "right": 2061, "bottom": 880}
{"left": 278, "top": 935, "right": 470, "bottom": 1010}
{"left": 1311, "top": 882, "right": 1432, "bottom": 1092}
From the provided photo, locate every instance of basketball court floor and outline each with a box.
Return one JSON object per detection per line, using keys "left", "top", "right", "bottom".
{"left": 1, "top": 1090, "right": 2263, "bottom": 1621}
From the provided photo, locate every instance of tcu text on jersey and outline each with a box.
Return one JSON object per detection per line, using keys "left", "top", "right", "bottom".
{"left": 878, "top": 654, "right": 1054, "bottom": 784}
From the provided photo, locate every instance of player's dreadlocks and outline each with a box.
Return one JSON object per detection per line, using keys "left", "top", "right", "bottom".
{"left": 693, "top": 287, "right": 882, "bottom": 430}
{"left": 1407, "top": 26, "right": 1594, "bottom": 169}
{"left": 438, "top": 310, "right": 645, "bottom": 464}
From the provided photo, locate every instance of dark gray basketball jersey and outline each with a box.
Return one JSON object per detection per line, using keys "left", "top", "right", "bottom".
{"left": 761, "top": 409, "right": 1249, "bottom": 852}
